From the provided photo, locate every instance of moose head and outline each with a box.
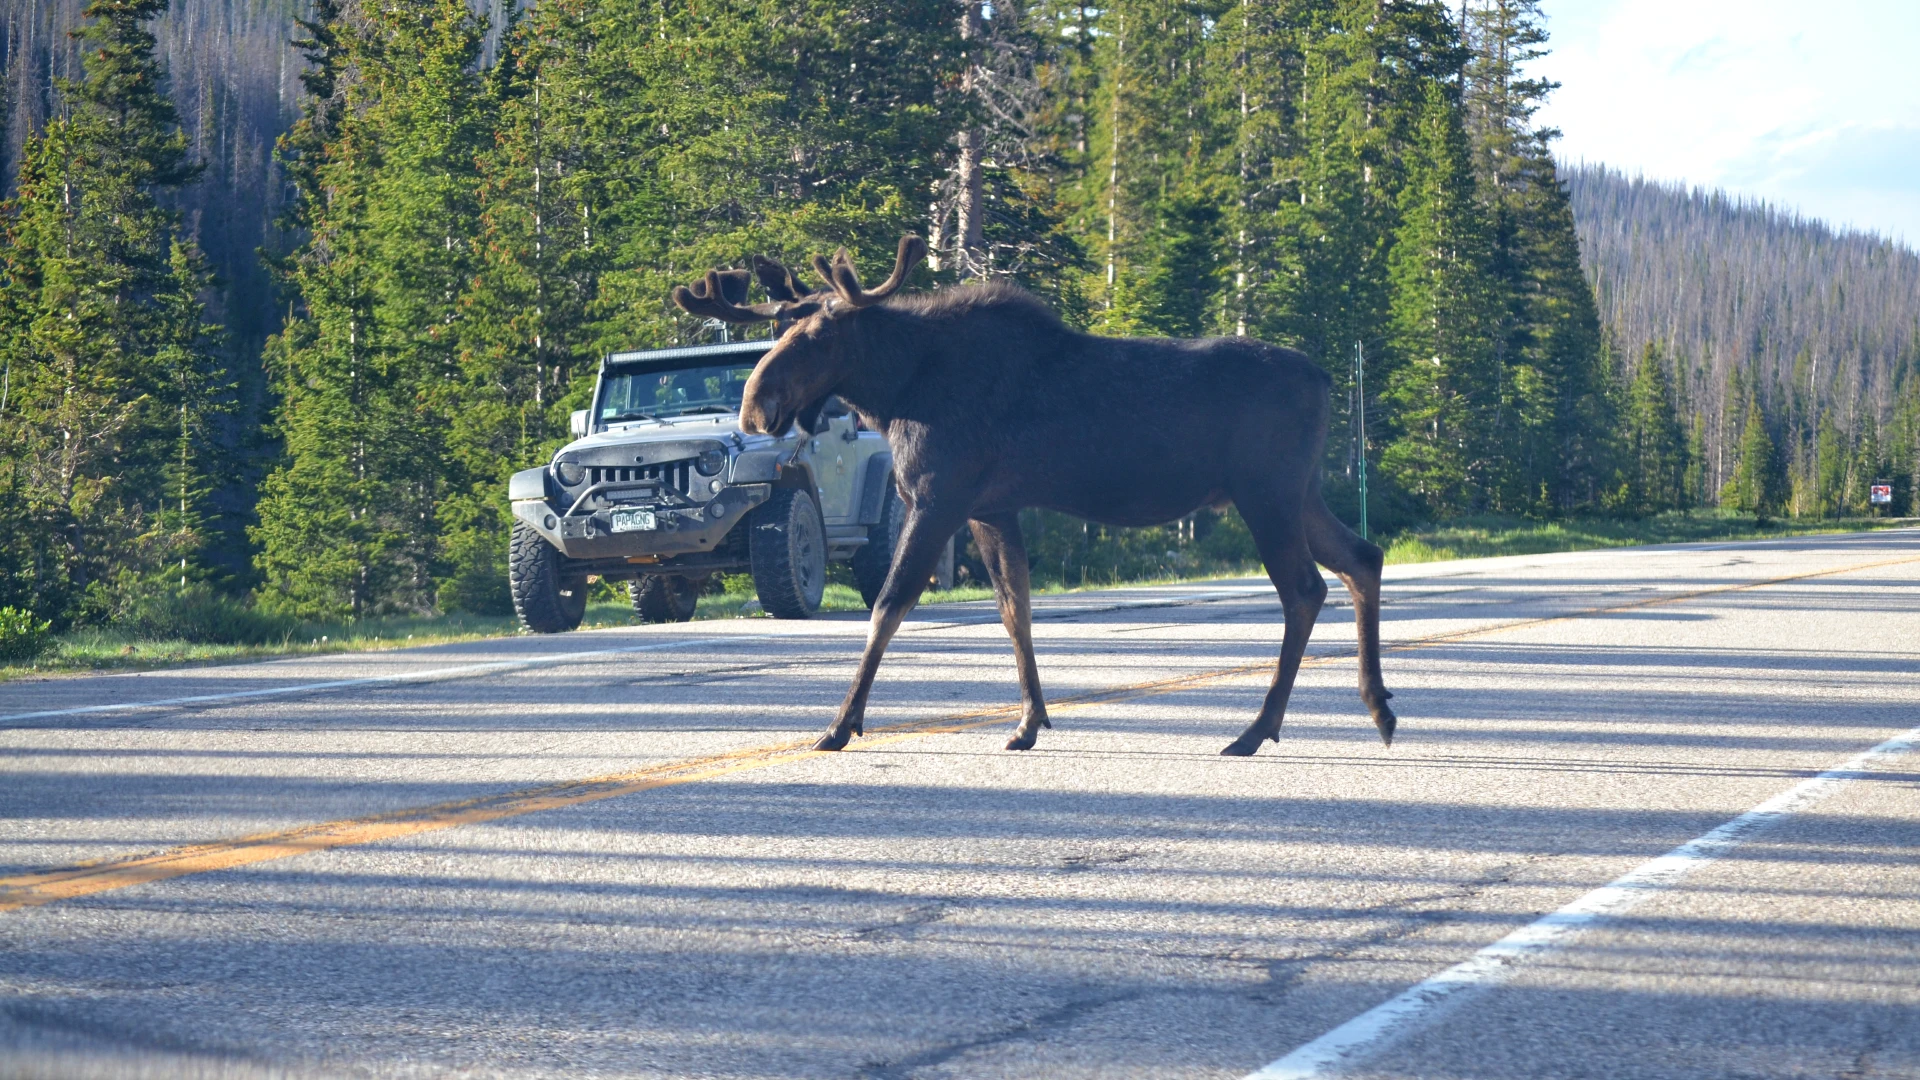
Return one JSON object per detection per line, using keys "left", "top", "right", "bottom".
{"left": 671, "top": 234, "right": 926, "bottom": 436}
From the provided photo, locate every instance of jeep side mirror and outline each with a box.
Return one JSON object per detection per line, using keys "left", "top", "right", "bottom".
{"left": 570, "top": 409, "right": 589, "bottom": 438}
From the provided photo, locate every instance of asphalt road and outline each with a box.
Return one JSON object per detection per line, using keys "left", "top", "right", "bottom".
{"left": 2, "top": 530, "right": 1917, "bottom": 1080}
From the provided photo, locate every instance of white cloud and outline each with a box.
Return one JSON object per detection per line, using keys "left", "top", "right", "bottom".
{"left": 1533, "top": 0, "right": 1920, "bottom": 243}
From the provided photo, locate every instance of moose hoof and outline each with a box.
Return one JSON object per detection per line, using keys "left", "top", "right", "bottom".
{"left": 1219, "top": 735, "right": 1264, "bottom": 757}
{"left": 813, "top": 727, "right": 856, "bottom": 752}
{"left": 1006, "top": 728, "right": 1040, "bottom": 751}
{"left": 1372, "top": 706, "right": 1399, "bottom": 747}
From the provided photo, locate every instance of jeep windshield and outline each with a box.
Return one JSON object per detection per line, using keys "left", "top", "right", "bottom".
{"left": 598, "top": 361, "right": 757, "bottom": 424}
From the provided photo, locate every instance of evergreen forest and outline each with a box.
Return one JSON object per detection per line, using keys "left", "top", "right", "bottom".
{"left": 1, "top": 0, "right": 1915, "bottom": 633}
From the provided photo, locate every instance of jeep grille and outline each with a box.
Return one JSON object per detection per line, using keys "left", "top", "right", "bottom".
{"left": 590, "top": 459, "right": 693, "bottom": 497}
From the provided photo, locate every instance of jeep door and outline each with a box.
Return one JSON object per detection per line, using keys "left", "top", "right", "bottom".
{"left": 811, "top": 410, "right": 862, "bottom": 524}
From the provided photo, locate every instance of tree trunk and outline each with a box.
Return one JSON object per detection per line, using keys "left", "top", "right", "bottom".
{"left": 954, "top": 2, "right": 984, "bottom": 278}
{"left": 955, "top": 128, "right": 983, "bottom": 278}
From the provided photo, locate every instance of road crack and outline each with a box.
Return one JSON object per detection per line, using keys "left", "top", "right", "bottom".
{"left": 848, "top": 900, "right": 958, "bottom": 943}
{"left": 1232, "top": 852, "right": 1560, "bottom": 1003}
{"left": 855, "top": 987, "right": 1152, "bottom": 1080}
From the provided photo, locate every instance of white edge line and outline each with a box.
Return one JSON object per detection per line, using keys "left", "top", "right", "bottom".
{"left": 0, "top": 636, "right": 775, "bottom": 725}
{"left": 1245, "top": 720, "right": 1920, "bottom": 1079}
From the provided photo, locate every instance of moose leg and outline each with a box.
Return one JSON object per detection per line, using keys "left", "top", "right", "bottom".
{"left": 1304, "top": 496, "right": 1397, "bottom": 745}
{"left": 970, "top": 513, "right": 1050, "bottom": 750}
{"left": 813, "top": 506, "right": 968, "bottom": 751}
{"left": 1222, "top": 502, "right": 1327, "bottom": 756}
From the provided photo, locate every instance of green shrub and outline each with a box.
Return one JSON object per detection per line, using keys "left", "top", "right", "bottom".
{"left": 0, "top": 607, "right": 54, "bottom": 662}
{"left": 125, "top": 585, "right": 297, "bottom": 645}
{"left": 439, "top": 561, "right": 516, "bottom": 615}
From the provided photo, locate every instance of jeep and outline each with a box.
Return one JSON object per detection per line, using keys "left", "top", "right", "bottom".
{"left": 506, "top": 340, "right": 950, "bottom": 632}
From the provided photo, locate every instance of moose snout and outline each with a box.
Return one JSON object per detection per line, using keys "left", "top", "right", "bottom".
{"left": 739, "top": 392, "right": 785, "bottom": 436}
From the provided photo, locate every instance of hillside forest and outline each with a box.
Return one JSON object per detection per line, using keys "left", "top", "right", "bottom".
{"left": 1, "top": 0, "right": 1917, "bottom": 631}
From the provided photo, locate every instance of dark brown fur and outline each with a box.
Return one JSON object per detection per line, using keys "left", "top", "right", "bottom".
{"left": 681, "top": 243, "right": 1396, "bottom": 755}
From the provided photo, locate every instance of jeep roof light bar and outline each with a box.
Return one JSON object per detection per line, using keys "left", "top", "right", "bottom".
{"left": 602, "top": 339, "right": 773, "bottom": 372}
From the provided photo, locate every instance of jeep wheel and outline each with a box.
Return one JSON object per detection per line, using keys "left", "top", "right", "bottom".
{"left": 931, "top": 531, "right": 956, "bottom": 592}
{"left": 748, "top": 488, "right": 826, "bottom": 618}
{"left": 631, "top": 574, "right": 699, "bottom": 623}
{"left": 851, "top": 487, "right": 904, "bottom": 608}
{"left": 509, "top": 521, "right": 588, "bottom": 633}
{"left": 851, "top": 488, "right": 957, "bottom": 609}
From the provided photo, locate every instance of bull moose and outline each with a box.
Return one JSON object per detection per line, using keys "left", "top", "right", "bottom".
{"left": 673, "top": 236, "right": 1395, "bottom": 756}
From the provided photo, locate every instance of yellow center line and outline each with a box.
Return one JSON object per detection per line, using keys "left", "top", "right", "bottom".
{"left": 4, "top": 551, "right": 1915, "bottom": 914}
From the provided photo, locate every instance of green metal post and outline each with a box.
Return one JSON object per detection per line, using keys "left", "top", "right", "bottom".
{"left": 1355, "top": 340, "right": 1369, "bottom": 542}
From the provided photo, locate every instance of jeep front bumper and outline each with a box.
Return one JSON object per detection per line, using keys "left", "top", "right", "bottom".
{"left": 512, "top": 482, "right": 772, "bottom": 561}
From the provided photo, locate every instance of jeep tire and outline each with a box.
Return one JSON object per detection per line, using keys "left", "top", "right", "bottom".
{"left": 851, "top": 486, "right": 904, "bottom": 608}
{"left": 509, "top": 521, "right": 588, "bottom": 633}
{"left": 748, "top": 487, "right": 826, "bottom": 618}
{"left": 851, "top": 487, "right": 956, "bottom": 609}
{"left": 931, "top": 530, "right": 956, "bottom": 592}
{"left": 631, "top": 574, "right": 699, "bottom": 623}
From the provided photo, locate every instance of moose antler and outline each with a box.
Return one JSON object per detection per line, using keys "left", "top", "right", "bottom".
{"left": 687, "top": 267, "right": 753, "bottom": 307}
{"left": 671, "top": 270, "right": 789, "bottom": 323}
{"left": 673, "top": 237, "right": 921, "bottom": 323}
{"left": 751, "top": 255, "right": 809, "bottom": 303}
{"left": 825, "top": 235, "right": 927, "bottom": 308}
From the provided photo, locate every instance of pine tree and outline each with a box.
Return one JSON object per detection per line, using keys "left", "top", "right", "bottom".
{"left": 1892, "top": 372, "right": 1920, "bottom": 514}
{"left": 0, "top": 0, "right": 221, "bottom": 625}
{"left": 1071, "top": 0, "right": 1226, "bottom": 336}
{"left": 588, "top": 1, "right": 961, "bottom": 352}
{"left": 1726, "top": 394, "right": 1782, "bottom": 519}
{"left": 1811, "top": 410, "right": 1847, "bottom": 518}
{"left": 252, "top": 0, "right": 489, "bottom": 618}
{"left": 1381, "top": 82, "right": 1499, "bottom": 514}
{"left": 1276, "top": 34, "right": 1388, "bottom": 366}
{"left": 1210, "top": 0, "right": 1304, "bottom": 341}
{"left": 1460, "top": 0, "right": 1610, "bottom": 514}
{"left": 1684, "top": 410, "right": 1708, "bottom": 508}
{"left": 1275, "top": 2, "right": 1475, "bottom": 520}
{"left": 1717, "top": 363, "right": 1749, "bottom": 499}
{"left": 271, "top": 0, "right": 349, "bottom": 246}
{"left": 438, "top": 0, "right": 616, "bottom": 614}
{"left": 1621, "top": 342, "right": 1687, "bottom": 512}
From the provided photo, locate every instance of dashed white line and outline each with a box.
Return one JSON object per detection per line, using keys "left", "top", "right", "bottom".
{"left": 1244, "top": 719, "right": 1920, "bottom": 1079}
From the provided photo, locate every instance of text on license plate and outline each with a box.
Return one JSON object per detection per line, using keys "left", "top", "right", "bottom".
{"left": 610, "top": 508, "right": 657, "bottom": 533}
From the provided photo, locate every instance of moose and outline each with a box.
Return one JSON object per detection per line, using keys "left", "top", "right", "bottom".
{"left": 673, "top": 236, "right": 1395, "bottom": 756}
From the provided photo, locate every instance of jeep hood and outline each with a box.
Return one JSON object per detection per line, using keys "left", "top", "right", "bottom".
{"left": 556, "top": 412, "right": 789, "bottom": 461}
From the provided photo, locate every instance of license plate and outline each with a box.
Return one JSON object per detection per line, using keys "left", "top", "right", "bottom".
{"left": 610, "top": 508, "right": 657, "bottom": 533}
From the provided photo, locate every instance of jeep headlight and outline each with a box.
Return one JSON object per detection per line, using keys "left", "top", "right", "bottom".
{"left": 696, "top": 448, "right": 726, "bottom": 476}
{"left": 552, "top": 458, "right": 585, "bottom": 486}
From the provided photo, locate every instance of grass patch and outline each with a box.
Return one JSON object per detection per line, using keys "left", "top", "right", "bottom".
{"left": 0, "top": 583, "right": 1007, "bottom": 684}
{"left": 4, "top": 611, "right": 524, "bottom": 683}
{"left": 1381, "top": 510, "right": 1911, "bottom": 564}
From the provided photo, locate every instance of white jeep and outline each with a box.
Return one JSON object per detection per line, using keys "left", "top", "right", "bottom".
{"left": 506, "top": 340, "right": 950, "bottom": 632}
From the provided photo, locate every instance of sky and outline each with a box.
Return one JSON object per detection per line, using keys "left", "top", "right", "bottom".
{"left": 1532, "top": 0, "right": 1920, "bottom": 245}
